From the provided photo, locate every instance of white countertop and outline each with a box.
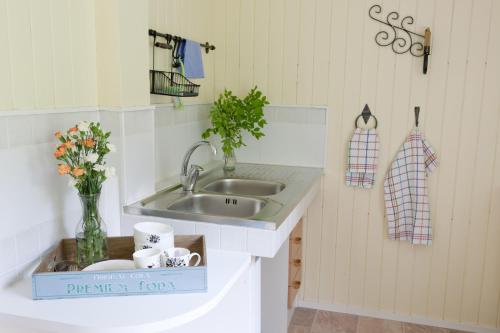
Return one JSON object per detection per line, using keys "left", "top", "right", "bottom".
{"left": 0, "top": 249, "right": 251, "bottom": 333}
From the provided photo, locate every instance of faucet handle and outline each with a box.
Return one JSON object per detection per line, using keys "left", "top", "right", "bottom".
{"left": 189, "top": 164, "right": 204, "bottom": 173}
{"left": 183, "top": 164, "right": 203, "bottom": 192}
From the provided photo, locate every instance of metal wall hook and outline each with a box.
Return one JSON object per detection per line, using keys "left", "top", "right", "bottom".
{"left": 368, "top": 4, "right": 431, "bottom": 74}
{"left": 414, "top": 106, "right": 420, "bottom": 127}
{"left": 355, "top": 104, "right": 378, "bottom": 129}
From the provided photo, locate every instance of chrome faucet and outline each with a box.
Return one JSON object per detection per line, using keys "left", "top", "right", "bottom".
{"left": 180, "top": 141, "right": 217, "bottom": 191}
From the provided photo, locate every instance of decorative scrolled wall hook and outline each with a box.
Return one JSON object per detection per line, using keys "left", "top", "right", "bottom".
{"left": 368, "top": 4, "right": 431, "bottom": 74}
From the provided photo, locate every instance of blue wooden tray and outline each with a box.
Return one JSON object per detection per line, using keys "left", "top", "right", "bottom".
{"left": 32, "top": 235, "right": 207, "bottom": 300}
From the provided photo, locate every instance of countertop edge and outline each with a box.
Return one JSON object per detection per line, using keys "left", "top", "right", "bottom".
{"left": 0, "top": 250, "right": 252, "bottom": 333}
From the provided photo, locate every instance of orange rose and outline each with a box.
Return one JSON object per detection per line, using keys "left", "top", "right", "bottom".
{"left": 83, "top": 139, "right": 94, "bottom": 148}
{"left": 68, "top": 127, "right": 78, "bottom": 133}
{"left": 64, "top": 141, "right": 74, "bottom": 149}
{"left": 57, "top": 164, "right": 71, "bottom": 175}
{"left": 54, "top": 131, "right": 62, "bottom": 139}
{"left": 72, "top": 167, "right": 85, "bottom": 177}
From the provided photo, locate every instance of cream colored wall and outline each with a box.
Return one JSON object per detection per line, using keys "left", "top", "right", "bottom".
{"left": 0, "top": 0, "right": 97, "bottom": 110}
{"left": 211, "top": 0, "right": 500, "bottom": 329}
{"left": 0, "top": 0, "right": 150, "bottom": 111}
{"left": 95, "top": 0, "right": 150, "bottom": 107}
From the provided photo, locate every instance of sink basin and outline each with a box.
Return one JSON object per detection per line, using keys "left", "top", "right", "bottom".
{"left": 167, "top": 193, "right": 266, "bottom": 218}
{"left": 202, "top": 178, "right": 286, "bottom": 196}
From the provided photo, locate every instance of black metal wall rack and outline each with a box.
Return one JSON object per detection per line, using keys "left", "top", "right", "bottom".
{"left": 148, "top": 29, "right": 216, "bottom": 54}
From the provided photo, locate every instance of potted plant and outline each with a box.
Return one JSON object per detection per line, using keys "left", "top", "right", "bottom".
{"left": 202, "top": 87, "right": 269, "bottom": 171}
{"left": 53, "top": 121, "right": 115, "bottom": 268}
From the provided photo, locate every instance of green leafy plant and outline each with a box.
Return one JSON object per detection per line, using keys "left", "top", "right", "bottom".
{"left": 202, "top": 87, "right": 269, "bottom": 155}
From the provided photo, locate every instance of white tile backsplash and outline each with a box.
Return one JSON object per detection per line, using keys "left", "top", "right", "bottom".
{"left": 213, "top": 105, "right": 327, "bottom": 168}
{"left": 15, "top": 227, "right": 40, "bottom": 265}
{"left": 7, "top": 116, "right": 33, "bottom": 147}
{"left": 0, "top": 103, "right": 326, "bottom": 288}
{"left": 0, "top": 117, "right": 8, "bottom": 149}
{"left": 0, "top": 237, "right": 17, "bottom": 275}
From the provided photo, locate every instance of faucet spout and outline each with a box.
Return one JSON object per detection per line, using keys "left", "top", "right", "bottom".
{"left": 180, "top": 141, "right": 217, "bottom": 191}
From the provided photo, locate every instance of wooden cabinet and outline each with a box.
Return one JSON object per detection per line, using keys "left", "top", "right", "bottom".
{"left": 288, "top": 219, "right": 303, "bottom": 308}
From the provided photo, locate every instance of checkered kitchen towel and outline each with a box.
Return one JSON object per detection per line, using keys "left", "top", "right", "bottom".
{"left": 384, "top": 128, "right": 438, "bottom": 245}
{"left": 345, "top": 128, "right": 380, "bottom": 189}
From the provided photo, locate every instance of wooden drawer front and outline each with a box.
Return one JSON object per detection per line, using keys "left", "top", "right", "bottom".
{"left": 288, "top": 219, "right": 304, "bottom": 308}
{"left": 289, "top": 258, "right": 302, "bottom": 283}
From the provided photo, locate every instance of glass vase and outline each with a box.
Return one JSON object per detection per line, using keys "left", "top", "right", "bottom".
{"left": 75, "top": 193, "right": 108, "bottom": 268}
{"left": 223, "top": 150, "right": 236, "bottom": 171}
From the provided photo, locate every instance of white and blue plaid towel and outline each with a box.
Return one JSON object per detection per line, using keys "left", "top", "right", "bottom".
{"left": 345, "top": 128, "right": 380, "bottom": 189}
{"left": 384, "top": 128, "right": 438, "bottom": 245}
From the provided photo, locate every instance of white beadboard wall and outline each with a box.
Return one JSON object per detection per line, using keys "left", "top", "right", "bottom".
{"left": 209, "top": 0, "right": 500, "bottom": 330}
{"left": 0, "top": 0, "right": 97, "bottom": 111}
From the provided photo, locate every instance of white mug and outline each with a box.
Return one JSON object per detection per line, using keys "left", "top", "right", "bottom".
{"left": 163, "top": 247, "right": 201, "bottom": 267}
{"left": 134, "top": 222, "right": 174, "bottom": 251}
{"left": 133, "top": 248, "right": 162, "bottom": 269}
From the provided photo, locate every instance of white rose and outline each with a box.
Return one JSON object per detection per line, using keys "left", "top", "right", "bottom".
{"left": 77, "top": 121, "right": 90, "bottom": 132}
{"left": 105, "top": 166, "right": 116, "bottom": 178}
{"left": 93, "top": 164, "right": 106, "bottom": 172}
{"left": 106, "top": 143, "right": 116, "bottom": 152}
{"left": 84, "top": 153, "right": 99, "bottom": 164}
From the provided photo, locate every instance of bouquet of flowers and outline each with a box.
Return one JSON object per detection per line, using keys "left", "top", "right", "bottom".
{"left": 54, "top": 121, "right": 115, "bottom": 194}
{"left": 53, "top": 121, "right": 115, "bottom": 267}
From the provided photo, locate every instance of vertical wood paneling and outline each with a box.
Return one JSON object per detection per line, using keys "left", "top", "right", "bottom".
{"left": 393, "top": 0, "right": 418, "bottom": 317}
{"left": 440, "top": 0, "right": 474, "bottom": 323}
{"left": 70, "top": 0, "right": 97, "bottom": 106}
{"left": 238, "top": 0, "right": 255, "bottom": 95}
{"left": 213, "top": 0, "right": 227, "bottom": 97}
{"left": 451, "top": 0, "right": 493, "bottom": 325}
{"left": 267, "top": 0, "right": 285, "bottom": 104}
{"left": 6, "top": 0, "right": 35, "bottom": 109}
{"left": 408, "top": 0, "right": 435, "bottom": 317}
{"left": 315, "top": 0, "right": 349, "bottom": 305}
{"left": 253, "top": 0, "right": 269, "bottom": 93}
{"left": 29, "top": 0, "right": 55, "bottom": 108}
{"left": 333, "top": 0, "right": 366, "bottom": 307}
{"left": 303, "top": 180, "right": 324, "bottom": 301}
{"left": 225, "top": 0, "right": 241, "bottom": 95}
{"left": 51, "top": 0, "right": 75, "bottom": 106}
{"left": 296, "top": 0, "right": 315, "bottom": 105}
{"left": 311, "top": 0, "right": 332, "bottom": 106}
{"left": 348, "top": 0, "right": 378, "bottom": 309}
{"left": 475, "top": 0, "right": 500, "bottom": 327}
{"left": 423, "top": 0, "right": 454, "bottom": 321}
{"left": 376, "top": 0, "right": 400, "bottom": 314}
{"left": 281, "top": 0, "right": 300, "bottom": 104}
{"left": 157, "top": 0, "right": 500, "bottom": 329}
{"left": 0, "top": 0, "right": 14, "bottom": 110}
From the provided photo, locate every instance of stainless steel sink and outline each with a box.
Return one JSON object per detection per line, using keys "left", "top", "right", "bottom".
{"left": 124, "top": 163, "right": 322, "bottom": 230}
{"left": 203, "top": 178, "right": 286, "bottom": 196}
{"left": 167, "top": 193, "right": 266, "bottom": 218}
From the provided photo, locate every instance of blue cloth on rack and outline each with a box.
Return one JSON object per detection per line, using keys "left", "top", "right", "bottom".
{"left": 179, "top": 39, "right": 205, "bottom": 79}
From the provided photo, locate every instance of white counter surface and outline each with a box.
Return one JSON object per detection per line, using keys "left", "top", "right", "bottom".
{"left": 0, "top": 249, "right": 251, "bottom": 333}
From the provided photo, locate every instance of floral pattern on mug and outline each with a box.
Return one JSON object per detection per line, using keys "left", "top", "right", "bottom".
{"left": 165, "top": 257, "right": 187, "bottom": 267}
{"left": 147, "top": 234, "right": 161, "bottom": 244}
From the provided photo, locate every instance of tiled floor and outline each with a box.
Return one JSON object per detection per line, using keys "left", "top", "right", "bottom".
{"left": 289, "top": 308, "right": 471, "bottom": 333}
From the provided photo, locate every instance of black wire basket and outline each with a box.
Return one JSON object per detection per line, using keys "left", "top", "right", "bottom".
{"left": 149, "top": 70, "right": 200, "bottom": 97}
